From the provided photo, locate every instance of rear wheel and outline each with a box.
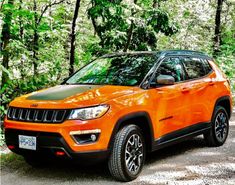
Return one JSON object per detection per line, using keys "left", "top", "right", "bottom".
{"left": 204, "top": 106, "right": 229, "bottom": 147}
{"left": 108, "top": 124, "right": 145, "bottom": 182}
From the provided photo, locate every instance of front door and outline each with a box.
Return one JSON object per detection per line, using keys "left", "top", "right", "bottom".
{"left": 152, "top": 57, "right": 191, "bottom": 140}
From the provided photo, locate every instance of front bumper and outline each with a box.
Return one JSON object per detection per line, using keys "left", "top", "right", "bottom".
{"left": 4, "top": 115, "right": 114, "bottom": 152}
{"left": 5, "top": 129, "right": 109, "bottom": 163}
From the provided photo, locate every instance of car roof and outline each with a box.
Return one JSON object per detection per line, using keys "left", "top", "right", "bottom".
{"left": 102, "top": 50, "right": 213, "bottom": 60}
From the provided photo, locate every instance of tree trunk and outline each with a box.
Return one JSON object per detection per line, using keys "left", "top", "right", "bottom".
{"left": 69, "top": 0, "right": 81, "bottom": 75}
{"left": 123, "top": 0, "right": 137, "bottom": 52}
{"left": 32, "top": 0, "right": 39, "bottom": 74}
{"left": 32, "top": 30, "right": 39, "bottom": 74}
{"left": 213, "top": 0, "right": 224, "bottom": 56}
{"left": 91, "top": 17, "right": 103, "bottom": 45}
{"left": 19, "top": 0, "right": 23, "bottom": 40}
{"left": 0, "top": 0, "right": 14, "bottom": 86}
{"left": 123, "top": 20, "right": 134, "bottom": 52}
{"left": 90, "top": 1, "right": 103, "bottom": 44}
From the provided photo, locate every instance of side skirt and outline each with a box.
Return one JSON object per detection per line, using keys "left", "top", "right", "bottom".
{"left": 152, "top": 122, "right": 211, "bottom": 151}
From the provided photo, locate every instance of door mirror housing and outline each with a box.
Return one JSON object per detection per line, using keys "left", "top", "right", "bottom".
{"left": 156, "top": 75, "right": 175, "bottom": 85}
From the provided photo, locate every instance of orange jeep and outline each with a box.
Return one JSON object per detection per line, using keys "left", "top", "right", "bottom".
{"left": 4, "top": 50, "right": 232, "bottom": 181}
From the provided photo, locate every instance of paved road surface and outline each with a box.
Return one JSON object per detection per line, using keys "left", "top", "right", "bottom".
{"left": 1, "top": 114, "right": 235, "bottom": 185}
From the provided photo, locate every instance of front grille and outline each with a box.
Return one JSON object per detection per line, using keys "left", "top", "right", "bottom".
{"left": 7, "top": 107, "right": 71, "bottom": 123}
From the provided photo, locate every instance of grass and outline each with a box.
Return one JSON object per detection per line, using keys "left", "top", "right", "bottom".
{"left": 0, "top": 153, "right": 23, "bottom": 167}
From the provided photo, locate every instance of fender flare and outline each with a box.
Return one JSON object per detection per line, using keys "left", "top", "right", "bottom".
{"left": 212, "top": 95, "right": 231, "bottom": 119}
{"left": 108, "top": 111, "right": 155, "bottom": 151}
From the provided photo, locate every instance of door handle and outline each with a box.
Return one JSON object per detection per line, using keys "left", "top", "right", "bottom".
{"left": 181, "top": 87, "right": 190, "bottom": 93}
{"left": 208, "top": 80, "right": 215, "bottom": 86}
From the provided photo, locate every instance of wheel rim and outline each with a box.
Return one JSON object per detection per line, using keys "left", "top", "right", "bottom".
{"left": 215, "top": 112, "right": 228, "bottom": 142}
{"left": 125, "top": 134, "right": 143, "bottom": 175}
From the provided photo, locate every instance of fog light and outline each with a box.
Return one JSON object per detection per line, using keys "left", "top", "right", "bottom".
{"left": 91, "top": 134, "right": 97, "bottom": 142}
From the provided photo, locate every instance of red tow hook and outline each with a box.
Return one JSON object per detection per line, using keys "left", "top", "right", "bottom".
{"left": 8, "top": 145, "right": 15, "bottom": 150}
{"left": 55, "top": 150, "right": 66, "bottom": 156}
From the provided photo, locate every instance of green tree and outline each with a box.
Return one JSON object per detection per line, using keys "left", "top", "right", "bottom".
{"left": 1, "top": 0, "right": 14, "bottom": 87}
{"left": 88, "top": 0, "right": 178, "bottom": 53}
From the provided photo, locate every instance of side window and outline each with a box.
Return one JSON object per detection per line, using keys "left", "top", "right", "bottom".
{"left": 202, "top": 59, "right": 213, "bottom": 74}
{"left": 155, "top": 57, "right": 185, "bottom": 82}
{"left": 181, "top": 57, "right": 205, "bottom": 80}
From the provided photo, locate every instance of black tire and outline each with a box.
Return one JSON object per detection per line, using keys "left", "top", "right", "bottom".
{"left": 108, "top": 124, "right": 146, "bottom": 182}
{"left": 204, "top": 106, "right": 229, "bottom": 147}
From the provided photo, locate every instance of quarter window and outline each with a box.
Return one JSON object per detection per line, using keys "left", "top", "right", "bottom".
{"left": 155, "top": 57, "right": 185, "bottom": 82}
{"left": 202, "top": 59, "right": 213, "bottom": 74}
{"left": 182, "top": 57, "right": 205, "bottom": 79}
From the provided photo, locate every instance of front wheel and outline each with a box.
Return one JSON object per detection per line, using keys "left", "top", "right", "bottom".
{"left": 204, "top": 106, "right": 229, "bottom": 147}
{"left": 108, "top": 124, "right": 145, "bottom": 182}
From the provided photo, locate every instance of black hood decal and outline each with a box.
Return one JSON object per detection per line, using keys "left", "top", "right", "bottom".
{"left": 27, "top": 85, "right": 103, "bottom": 100}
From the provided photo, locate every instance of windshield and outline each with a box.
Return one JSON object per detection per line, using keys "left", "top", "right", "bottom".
{"left": 66, "top": 55, "right": 157, "bottom": 86}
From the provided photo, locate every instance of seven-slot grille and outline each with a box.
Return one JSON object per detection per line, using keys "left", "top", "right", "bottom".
{"left": 7, "top": 107, "right": 71, "bottom": 123}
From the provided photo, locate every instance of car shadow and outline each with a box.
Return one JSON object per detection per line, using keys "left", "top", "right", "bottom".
{"left": 1, "top": 138, "right": 206, "bottom": 182}
{"left": 146, "top": 136, "right": 207, "bottom": 165}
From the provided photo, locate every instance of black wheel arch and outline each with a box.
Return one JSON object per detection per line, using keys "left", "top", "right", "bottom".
{"left": 213, "top": 96, "right": 232, "bottom": 120}
{"left": 108, "top": 111, "right": 155, "bottom": 152}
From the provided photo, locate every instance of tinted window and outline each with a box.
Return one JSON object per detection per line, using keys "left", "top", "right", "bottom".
{"left": 202, "top": 59, "right": 213, "bottom": 74}
{"left": 182, "top": 57, "right": 205, "bottom": 79}
{"left": 155, "top": 57, "right": 185, "bottom": 82}
{"left": 66, "top": 55, "right": 156, "bottom": 86}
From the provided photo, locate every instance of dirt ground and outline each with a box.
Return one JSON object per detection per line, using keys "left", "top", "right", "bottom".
{"left": 1, "top": 113, "right": 234, "bottom": 185}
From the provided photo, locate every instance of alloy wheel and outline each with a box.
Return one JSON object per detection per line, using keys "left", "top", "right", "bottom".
{"left": 215, "top": 112, "right": 228, "bottom": 142}
{"left": 125, "top": 134, "right": 144, "bottom": 175}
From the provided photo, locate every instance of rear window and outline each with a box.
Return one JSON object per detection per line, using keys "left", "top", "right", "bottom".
{"left": 181, "top": 57, "right": 205, "bottom": 80}
{"left": 202, "top": 59, "right": 213, "bottom": 74}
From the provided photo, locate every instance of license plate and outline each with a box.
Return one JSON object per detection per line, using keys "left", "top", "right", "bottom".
{"left": 18, "top": 135, "right": 37, "bottom": 150}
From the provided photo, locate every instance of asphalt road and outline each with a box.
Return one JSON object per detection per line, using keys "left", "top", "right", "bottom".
{"left": 1, "top": 113, "right": 235, "bottom": 185}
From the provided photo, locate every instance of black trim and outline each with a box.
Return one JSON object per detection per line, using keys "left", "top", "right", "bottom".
{"left": 159, "top": 116, "right": 173, "bottom": 122}
{"left": 213, "top": 96, "right": 231, "bottom": 119}
{"left": 27, "top": 85, "right": 103, "bottom": 100}
{"left": 7, "top": 107, "right": 71, "bottom": 123}
{"left": 145, "top": 55, "right": 215, "bottom": 89}
{"left": 5, "top": 129, "right": 109, "bottom": 164}
{"left": 152, "top": 122, "right": 211, "bottom": 151}
{"left": 108, "top": 111, "right": 155, "bottom": 152}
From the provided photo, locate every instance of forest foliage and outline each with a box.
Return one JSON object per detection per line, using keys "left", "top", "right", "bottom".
{"left": 0, "top": 0, "right": 235, "bottom": 120}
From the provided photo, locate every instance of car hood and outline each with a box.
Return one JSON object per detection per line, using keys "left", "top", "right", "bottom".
{"left": 10, "top": 85, "right": 134, "bottom": 109}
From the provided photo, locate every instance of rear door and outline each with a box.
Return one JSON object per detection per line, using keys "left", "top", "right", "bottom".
{"left": 181, "top": 56, "right": 213, "bottom": 126}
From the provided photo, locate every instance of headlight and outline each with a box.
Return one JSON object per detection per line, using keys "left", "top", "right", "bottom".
{"left": 68, "top": 105, "right": 109, "bottom": 120}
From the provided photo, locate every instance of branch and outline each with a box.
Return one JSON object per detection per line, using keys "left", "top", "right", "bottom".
{"left": 0, "top": 0, "right": 6, "bottom": 11}
{"left": 37, "top": 0, "right": 65, "bottom": 24}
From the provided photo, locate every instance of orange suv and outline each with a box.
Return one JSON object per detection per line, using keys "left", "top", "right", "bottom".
{"left": 4, "top": 50, "right": 232, "bottom": 181}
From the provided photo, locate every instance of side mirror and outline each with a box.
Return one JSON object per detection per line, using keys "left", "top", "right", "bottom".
{"left": 156, "top": 75, "right": 175, "bottom": 85}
